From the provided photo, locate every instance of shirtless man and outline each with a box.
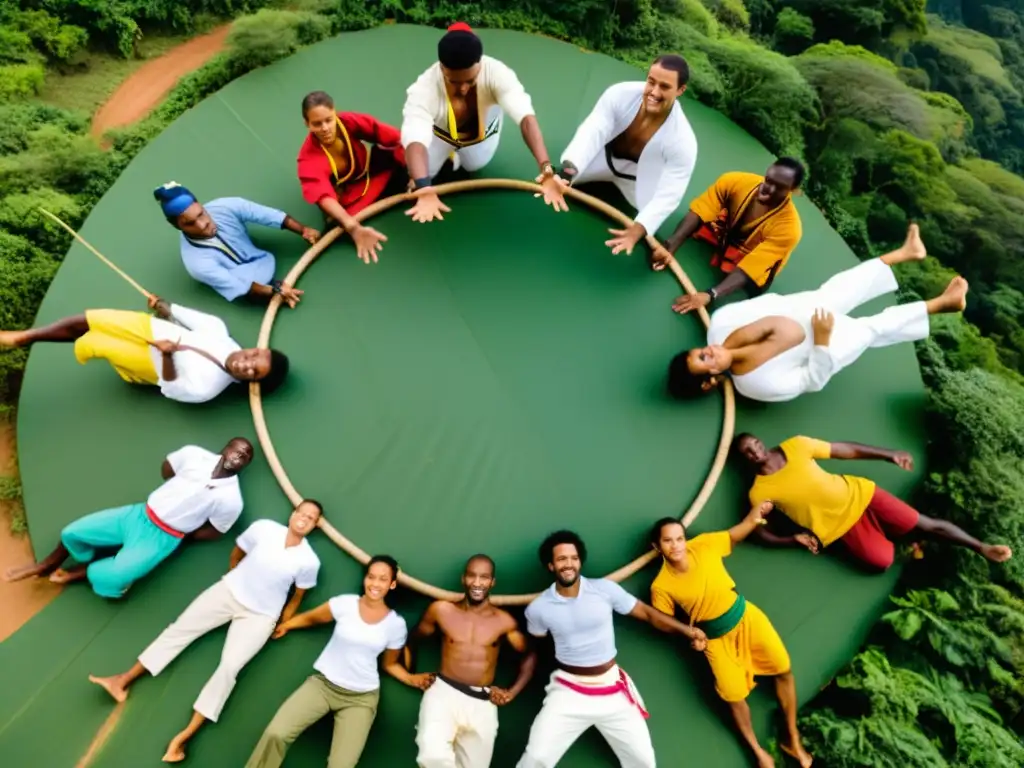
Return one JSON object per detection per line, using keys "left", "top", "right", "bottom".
{"left": 667, "top": 224, "right": 969, "bottom": 402}
{"left": 516, "top": 530, "right": 707, "bottom": 768}
{"left": 401, "top": 22, "right": 566, "bottom": 224}
{"left": 558, "top": 54, "right": 698, "bottom": 255}
{"left": 407, "top": 554, "right": 537, "bottom": 768}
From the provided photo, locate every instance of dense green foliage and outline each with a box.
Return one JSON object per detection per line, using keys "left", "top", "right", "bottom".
{"left": 1, "top": 0, "right": 1024, "bottom": 763}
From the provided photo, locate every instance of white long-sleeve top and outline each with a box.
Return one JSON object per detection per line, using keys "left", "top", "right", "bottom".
{"left": 707, "top": 294, "right": 837, "bottom": 403}
{"left": 149, "top": 304, "right": 240, "bottom": 404}
{"left": 401, "top": 56, "right": 535, "bottom": 149}
{"left": 561, "top": 82, "right": 698, "bottom": 235}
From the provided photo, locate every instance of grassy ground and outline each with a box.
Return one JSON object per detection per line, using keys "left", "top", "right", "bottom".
{"left": 32, "top": 17, "right": 226, "bottom": 117}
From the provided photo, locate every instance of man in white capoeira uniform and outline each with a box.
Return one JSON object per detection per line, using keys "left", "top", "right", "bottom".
{"left": 558, "top": 54, "right": 698, "bottom": 256}
{"left": 516, "top": 530, "right": 707, "bottom": 768}
{"left": 401, "top": 22, "right": 567, "bottom": 224}
{"left": 88, "top": 501, "right": 323, "bottom": 763}
{"left": 667, "top": 223, "right": 970, "bottom": 403}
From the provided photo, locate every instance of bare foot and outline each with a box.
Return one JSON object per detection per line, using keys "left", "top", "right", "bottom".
{"left": 89, "top": 674, "right": 130, "bottom": 703}
{"left": 4, "top": 562, "right": 47, "bottom": 582}
{"left": 902, "top": 223, "right": 927, "bottom": 261}
{"left": 49, "top": 567, "right": 87, "bottom": 585}
{"left": 928, "top": 276, "right": 968, "bottom": 314}
{"left": 162, "top": 734, "right": 187, "bottom": 763}
{"left": 781, "top": 741, "right": 814, "bottom": 767}
{"left": 0, "top": 330, "right": 27, "bottom": 348}
{"left": 982, "top": 544, "right": 1012, "bottom": 563}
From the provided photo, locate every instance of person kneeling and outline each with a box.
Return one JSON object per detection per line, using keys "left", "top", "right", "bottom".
{"left": 88, "top": 503, "right": 323, "bottom": 763}
{"left": 297, "top": 90, "right": 408, "bottom": 265}
{"left": 245, "top": 555, "right": 431, "bottom": 768}
{"left": 0, "top": 295, "right": 289, "bottom": 404}
{"left": 650, "top": 513, "right": 813, "bottom": 768}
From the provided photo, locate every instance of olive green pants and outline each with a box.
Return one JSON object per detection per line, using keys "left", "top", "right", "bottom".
{"left": 245, "top": 673, "right": 380, "bottom": 768}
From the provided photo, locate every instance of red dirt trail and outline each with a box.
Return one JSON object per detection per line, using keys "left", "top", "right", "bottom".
{"left": 91, "top": 24, "right": 231, "bottom": 138}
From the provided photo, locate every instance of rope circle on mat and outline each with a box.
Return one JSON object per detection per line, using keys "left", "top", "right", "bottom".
{"left": 249, "top": 178, "right": 736, "bottom": 607}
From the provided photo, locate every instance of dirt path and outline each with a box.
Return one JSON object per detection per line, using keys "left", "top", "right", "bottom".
{"left": 91, "top": 23, "right": 232, "bottom": 138}
{"left": 0, "top": 422, "right": 61, "bottom": 642}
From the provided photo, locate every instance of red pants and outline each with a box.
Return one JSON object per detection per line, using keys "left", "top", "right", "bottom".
{"left": 839, "top": 487, "right": 920, "bottom": 570}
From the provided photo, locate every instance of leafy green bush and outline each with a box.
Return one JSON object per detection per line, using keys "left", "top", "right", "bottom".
{"left": 773, "top": 7, "right": 814, "bottom": 55}
{"left": 0, "top": 64, "right": 45, "bottom": 102}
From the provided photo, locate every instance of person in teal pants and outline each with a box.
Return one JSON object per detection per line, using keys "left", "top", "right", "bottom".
{"left": 3, "top": 438, "right": 253, "bottom": 597}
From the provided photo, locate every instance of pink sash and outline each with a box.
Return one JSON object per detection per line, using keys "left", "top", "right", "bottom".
{"left": 554, "top": 667, "right": 650, "bottom": 719}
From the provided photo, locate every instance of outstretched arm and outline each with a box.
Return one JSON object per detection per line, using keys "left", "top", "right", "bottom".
{"left": 273, "top": 601, "right": 333, "bottom": 637}
{"left": 729, "top": 502, "right": 773, "bottom": 545}
{"left": 829, "top": 441, "right": 913, "bottom": 469}
{"left": 383, "top": 648, "right": 436, "bottom": 690}
{"left": 629, "top": 601, "right": 706, "bottom": 649}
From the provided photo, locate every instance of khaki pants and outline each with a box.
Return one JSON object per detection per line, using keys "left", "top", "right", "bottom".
{"left": 138, "top": 579, "right": 276, "bottom": 722}
{"left": 245, "top": 673, "right": 380, "bottom": 768}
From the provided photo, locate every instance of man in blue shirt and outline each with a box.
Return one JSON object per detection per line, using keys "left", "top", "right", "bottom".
{"left": 516, "top": 530, "right": 706, "bottom": 768}
{"left": 154, "top": 182, "right": 321, "bottom": 309}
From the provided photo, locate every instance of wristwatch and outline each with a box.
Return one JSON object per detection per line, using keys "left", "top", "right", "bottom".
{"left": 270, "top": 279, "right": 283, "bottom": 295}
{"left": 559, "top": 161, "right": 578, "bottom": 180}
{"left": 413, "top": 176, "right": 432, "bottom": 190}
{"left": 704, "top": 287, "right": 718, "bottom": 304}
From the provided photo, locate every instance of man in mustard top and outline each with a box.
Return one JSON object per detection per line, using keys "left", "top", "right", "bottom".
{"left": 650, "top": 511, "right": 812, "bottom": 768}
{"left": 654, "top": 159, "right": 804, "bottom": 315}
{"left": 735, "top": 433, "right": 1013, "bottom": 570}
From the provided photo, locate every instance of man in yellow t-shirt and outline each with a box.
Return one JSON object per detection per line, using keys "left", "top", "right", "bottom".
{"left": 734, "top": 432, "right": 1013, "bottom": 570}
{"left": 653, "top": 158, "right": 805, "bottom": 316}
{"left": 649, "top": 509, "right": 813, "bottom": 768}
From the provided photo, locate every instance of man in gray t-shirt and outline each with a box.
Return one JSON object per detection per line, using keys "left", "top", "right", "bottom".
{"left": 515, "top": 530, "right": 706, "bottom": 768}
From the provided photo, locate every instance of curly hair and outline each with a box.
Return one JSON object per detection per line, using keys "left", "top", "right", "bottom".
{"left": 538, "top": 530, "right": 587, "bottom": 567}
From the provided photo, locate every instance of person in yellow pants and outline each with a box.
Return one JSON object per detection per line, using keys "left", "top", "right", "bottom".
{"left": 649, "top": 507, "right": 814, "bottom": 768}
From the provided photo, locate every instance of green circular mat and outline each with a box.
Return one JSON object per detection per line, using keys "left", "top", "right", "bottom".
{"left": 2, "top": 25, "right": 925, "bottom": 768}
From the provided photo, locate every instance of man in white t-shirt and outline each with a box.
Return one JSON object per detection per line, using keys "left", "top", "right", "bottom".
{"left": 4, "top": 438, "right": 252, "bottom": 598}
{"left": 0, "top": 294, "right": 290, "bottom": 404}
{"left": 401, "top": 22, "right": 567, "bottom": 225}
{"left": 89, "top": 501, "right": 323, "bottom": 763}
{"left": 516, "top": 530, "right": 707, "bottom": 768}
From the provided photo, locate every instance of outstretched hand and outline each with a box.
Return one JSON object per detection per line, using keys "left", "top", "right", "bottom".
{"left": 300, "top": 227, "right": 321, "bottom": 245}
{"left": 351, "top": 224, "right": 388, "bottom": 264}
{"left": 811, "top": 308, "right": 835, "bottom": 346}
{"left": 271, "top": 624, "right": 290, "bottom": 640}
{"left": 672, "top": 292, "right": 710, "bottom": 315}
{"left": 605, "top": 227, "right": 643, "bottom": 256}
{"left": 405, "top": 188, "right": 451, "bottom": 224}
{"left": 533, "top": 172, "right": 569, "bottom": 212}
{"left": 649, "top": 245, "right": 673, "bottom": 272}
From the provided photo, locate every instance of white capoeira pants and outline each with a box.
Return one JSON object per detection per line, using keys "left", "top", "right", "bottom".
{"left": 427, "top": 105, "right": 504, "bottom": 180}
{"left": 786, "top": 257, "right": 930, "bottom": 370}
{"left": 138, "top": 579, "right": 277, "bottom": 722}
{"left": 416, "top": 676, "right": 499, "bottom": 768}
{"left": 571, "top": 151, "right": 639, "bottom": 209}
{"left": 515, "top": 667, "right": 655, "bottom": 768}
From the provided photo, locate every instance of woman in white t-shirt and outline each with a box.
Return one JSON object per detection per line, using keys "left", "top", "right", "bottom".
{"left": 245, "top": 555, "right": 434, "bottom": 768}
{"left": 88, "top": 501, "right": 324, "bottom": 763}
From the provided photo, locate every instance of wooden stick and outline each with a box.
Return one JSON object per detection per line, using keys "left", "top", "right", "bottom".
{"left": 38, "top": 208, "right": 153, "bottom": 299}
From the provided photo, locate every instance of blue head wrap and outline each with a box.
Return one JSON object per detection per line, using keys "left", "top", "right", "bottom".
{"left": 153, "top": 181, "right": 197, "bottom": 219}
